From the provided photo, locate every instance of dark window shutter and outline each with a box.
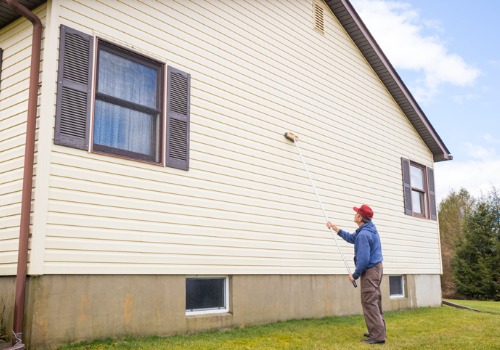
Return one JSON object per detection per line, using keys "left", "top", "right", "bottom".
{"left": 401, "top": 157, "right": 412, "bottom": 215}
{"left": 166, "top": 66, "right": 190, "bottom": 170}
{"left": 0, "top": 48, "right": 3, "bottom": 91}
{"left": 427, "top": 167, "right": 437, "bottom": 220}
{"left": 54, "top": 25, "right": 93, "bottom": 150}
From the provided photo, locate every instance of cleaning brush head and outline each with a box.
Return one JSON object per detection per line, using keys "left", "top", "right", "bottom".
{"left": 284, "top": 132, "right": 299, "bottom": 142}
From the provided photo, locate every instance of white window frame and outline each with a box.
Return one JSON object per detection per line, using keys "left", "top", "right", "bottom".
{"left": 185, "top": 276, "right": 229, "bottom": 316}
{"left": 389, "top": 275, "right": 405, "bottom": 299}
{"left": 410, "top": 163, "right": 428, "bottom": 218}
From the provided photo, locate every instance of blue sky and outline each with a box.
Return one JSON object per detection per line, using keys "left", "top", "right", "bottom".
{"left": 350, "top": 0, "right": 500, "bottom": 202}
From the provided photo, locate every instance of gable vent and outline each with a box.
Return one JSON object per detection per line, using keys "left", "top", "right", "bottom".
{"left": 313, "top": 1, "right": 325, "bottom": 35}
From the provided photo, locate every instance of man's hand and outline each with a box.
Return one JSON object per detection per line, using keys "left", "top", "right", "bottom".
{"left": 348, "top": 274, "right": 355, "bottom": 284}
{"left": 326, "top": 221, "right": 339, "bottom": 233}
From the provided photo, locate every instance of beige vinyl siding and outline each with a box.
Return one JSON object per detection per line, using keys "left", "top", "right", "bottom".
{"left": 0, "top": 24, "right": 24, "bottom": 272}
{"left": 42, "top": 0, "right": 439, "bottom": 275}
{"left": 0, "top": 6, "right": 46, "bottom": 275}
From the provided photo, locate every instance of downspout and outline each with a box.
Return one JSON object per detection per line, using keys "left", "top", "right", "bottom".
{"left": 4, "top": 0, "right": 42, "bottom": 348}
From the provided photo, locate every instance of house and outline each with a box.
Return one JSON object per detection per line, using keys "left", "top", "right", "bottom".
{"left": 0, "top": 0, "right": 451, "bottom": 348}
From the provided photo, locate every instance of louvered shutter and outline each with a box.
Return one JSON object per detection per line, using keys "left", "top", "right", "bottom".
{"left": 166, "top": 66, "right": 190, "bottom": 170}
{"left": 54, "top": 25, "right": 93, "bottom": 150}
{"left": 427, "top": 167, "right": 437, "bottom": 220}
{"left": 401, "top": 158, "right": 412, "bottom": 215}
{"left": 0, "top": 48, "right": 3, "bottom": 90}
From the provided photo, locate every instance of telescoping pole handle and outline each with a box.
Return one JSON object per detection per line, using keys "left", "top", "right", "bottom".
{"left": 325, "top": 223, "right": 357, "bottom": 288}
{"left": 292, "top": 140, "right": 357, "bottom": 288}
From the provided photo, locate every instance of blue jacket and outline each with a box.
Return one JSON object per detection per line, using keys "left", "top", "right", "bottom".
{"left": 337, "top": 221, "right": 383, "bottom": 280}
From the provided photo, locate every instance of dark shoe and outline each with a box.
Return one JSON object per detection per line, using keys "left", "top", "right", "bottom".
{"left": 364, "top": 333, "right": 370, "bottom": 338}
{"left": 362, "top": 339, "right": 385, "bottom": 345}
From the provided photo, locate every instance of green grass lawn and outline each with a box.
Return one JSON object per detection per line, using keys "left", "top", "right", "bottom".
{"left": 445, "top": 299, "right": 500, "bottom": 315}
{"left": 60, "top": 300, "right": 499, "bottom": 350}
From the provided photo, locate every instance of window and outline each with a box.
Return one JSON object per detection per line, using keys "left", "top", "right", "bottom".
{"left": 389, "top": 275, "right": 405, "bottom": 298}
{"left": 401, "top": 158, "right": 437, "bottom": 220}
{"left": 54, "top": 25, "right": 190, "bottom": 170}
{"left": 93, "top": 43, "right": 163, "bottom": 162}
{"left": 410, "top": 163, "right": 426, "bottom": 216}
{"left": 186, "top": 277, "right": 229, "bottom": 315}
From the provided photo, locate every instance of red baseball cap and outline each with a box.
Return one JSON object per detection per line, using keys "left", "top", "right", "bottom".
{"left": 353, "top": 204, "right": 373, "bottom": 220}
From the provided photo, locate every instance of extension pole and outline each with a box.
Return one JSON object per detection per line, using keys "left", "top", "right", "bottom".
{"left": 284, "top": 132, "right": 357, "bottom": 288}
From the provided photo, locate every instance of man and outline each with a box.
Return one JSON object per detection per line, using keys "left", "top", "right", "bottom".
{"left": 326, "top": 204, "right": 386, "bottom": 345}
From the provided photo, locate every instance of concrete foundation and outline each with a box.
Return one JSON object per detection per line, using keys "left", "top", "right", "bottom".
{"left": 0, "top": 274, "right": 441, "bottom": 349}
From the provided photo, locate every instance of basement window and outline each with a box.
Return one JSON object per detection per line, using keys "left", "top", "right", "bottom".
{"left": 389, "top": 275, "right": 405, "bottom": 298}
{"left": 186, "top": 276, "right": 229, "bottom": 315}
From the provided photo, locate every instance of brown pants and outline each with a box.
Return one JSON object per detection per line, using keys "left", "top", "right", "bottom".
{"left": 360, "top": 262, "right": 386, "bottom": 341}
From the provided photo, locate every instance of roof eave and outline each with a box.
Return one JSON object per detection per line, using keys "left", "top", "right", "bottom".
{"left": 0, "top": 0, "right": 46, "bottom": 29}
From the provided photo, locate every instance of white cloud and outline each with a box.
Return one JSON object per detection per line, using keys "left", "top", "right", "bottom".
{"left": 488, "top": 59, "right": 500, "bottom": 69}
{"left": 452, "top": 93, "right": 478, "bottom": 104}
{"left": 464, "top": 142, "right": 497, "bottom": 160}
{"left": 351, "top": 0, "right": 480, "bottom": 101}
{"left": 484, "top": 133, "right": 500, "bottom": 144}
{"left": 434, "top": 159, "right": 500, "bottom": 203}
